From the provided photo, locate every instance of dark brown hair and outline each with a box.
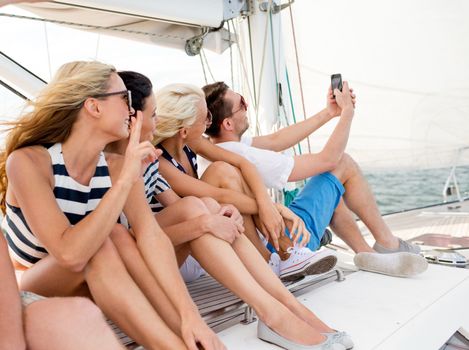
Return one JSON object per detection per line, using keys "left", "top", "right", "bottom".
{"left": 202, "top": 81, "right": 233, "bottom": 137}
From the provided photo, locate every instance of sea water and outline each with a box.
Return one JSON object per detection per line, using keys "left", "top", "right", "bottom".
{"left": 364, "top": 165, "right": 469, "bottom": 214}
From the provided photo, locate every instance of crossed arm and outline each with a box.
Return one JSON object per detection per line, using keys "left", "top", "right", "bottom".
{"left": 6, "top": 147, "right": 136, "bottom": 272}
{"left": 189, "top": 137, "right": 278, "bottom": 212}
{"left": 179, "top": 137, "right": 287, "bottom": 248}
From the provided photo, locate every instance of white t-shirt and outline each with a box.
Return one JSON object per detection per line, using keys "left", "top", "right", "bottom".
{"left": 217, "top": 135, "right": 294, "bottom": 190}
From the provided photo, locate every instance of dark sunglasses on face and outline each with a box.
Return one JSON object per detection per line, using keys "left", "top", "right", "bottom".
{"left": 92, "top": 90, "right": 133, "bottom": 112}
{"left": 225, "top": 94, "right": 248, "bottom": 118}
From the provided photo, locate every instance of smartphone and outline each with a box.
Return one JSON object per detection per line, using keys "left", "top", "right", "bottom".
{"left": 331, "top": 74, "right": 343, "bottom": 98}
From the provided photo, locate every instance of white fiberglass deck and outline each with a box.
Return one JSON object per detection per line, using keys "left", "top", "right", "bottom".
{"left": 219, "top": 264, "right": 469, "bottom": 350}
{"left": 219, "top": 199, "right": 469, "bottom": 349}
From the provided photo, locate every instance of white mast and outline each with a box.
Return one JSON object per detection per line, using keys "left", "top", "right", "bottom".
{"left": 242, "top": 0, "right": 291, "bottom": 135}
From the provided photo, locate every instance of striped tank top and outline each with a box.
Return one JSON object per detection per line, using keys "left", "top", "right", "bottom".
{"left": 119, "top": 159, "right": 171, "bottom": 227}
{"left": 158, "top": 144, "right": 198, "bottom": 179}
{"left": 2, "top": 143, "right": 112, "bottom": 267}
{"left": 144, "top": 160, "right": 171, "bottom": 213}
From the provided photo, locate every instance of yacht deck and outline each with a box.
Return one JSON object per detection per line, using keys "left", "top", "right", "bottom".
{"left": 217, "top": 199, "right": 469, "bottom": 349}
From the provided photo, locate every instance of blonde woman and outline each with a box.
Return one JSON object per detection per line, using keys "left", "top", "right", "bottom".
{"left": 0, "top": 61, "right": 223, "bottom": 350}
{"left": 155, "top": 84, "right": 339, "bottom": 282}
{"left": 153, "top": 83, "right": 351, "bottom": 350}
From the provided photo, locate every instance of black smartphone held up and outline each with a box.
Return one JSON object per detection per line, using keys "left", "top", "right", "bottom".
{"left": 331, "top": 73, "right": 343, "bottom": 98}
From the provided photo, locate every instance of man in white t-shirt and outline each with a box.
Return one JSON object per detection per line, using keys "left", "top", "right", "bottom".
{"left": 202, "top": 81, "right": 428, "bottom": 277}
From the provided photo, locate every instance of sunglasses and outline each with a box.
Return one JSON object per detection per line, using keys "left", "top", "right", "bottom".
{"left": 92, "top": 90, "right": 133, "bottom": 112}
{"left": 224, "top": 94, "right": 248, "bottom": 118}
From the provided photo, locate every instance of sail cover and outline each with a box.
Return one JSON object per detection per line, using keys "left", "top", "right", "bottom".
{"left": 15, "top": 0, "right": 245, "bottom": 53}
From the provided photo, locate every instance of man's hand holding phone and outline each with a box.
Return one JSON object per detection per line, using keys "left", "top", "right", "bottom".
{"left": 327, "top": 74, "right": 356, "bottom": 118}
{"left": 334, "top": 81, "right": 355, "bottom": 120}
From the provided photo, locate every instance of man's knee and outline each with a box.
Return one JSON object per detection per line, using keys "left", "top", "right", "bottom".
{"left": 341, "top": 153, "right": 358, "bottom": 169}
{"left": 331, "top": 153, "right": 360, "bottom": 180}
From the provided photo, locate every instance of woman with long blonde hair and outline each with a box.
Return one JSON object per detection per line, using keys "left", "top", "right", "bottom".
{"left": 153, "top": 83, "right": 349, "bottom": 350}
{"left": 0, "top": 61, "right": 223, "bottom": 350}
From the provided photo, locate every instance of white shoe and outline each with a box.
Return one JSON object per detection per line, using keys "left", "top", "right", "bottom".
{"left": 257, "top": 320, "right": 346, "bottom": 350}
{"left": 280, "top": 246, "right": 338, "bottom": 282}
{"left": 354, "top": 252, "right": 428, "bottom": 277}
{"left": 268, "top": 252, "right": 281, "bottom": 276}
{"left": 323, "top": 331, "right": 354, "bottom": 349}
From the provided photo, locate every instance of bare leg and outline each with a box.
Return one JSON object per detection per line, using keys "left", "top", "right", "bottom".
{"left": 155, "top": 183, "right": 334, "bottom": 343}
{"left": 229, "top": 234, "right": 333, "bottom": 333}
{"left": 86, "top": 235, "right": 187, "bottom": 350}
{"left": 110, "top": 229, "right": 182, "bottom": 335}
{"left": 329, "top": 199, "right": 374, "bottom": 253}
{"left": 331, "top": 153, "right": 399, "bottom": 249}
{"left": 201, "top": 161, "right": 291, "bottom": 261}
{"left": 21, "top": 225, "right": 187, "bottom": 350}
{"left": 190, "top": 233, "right": 328, "bottom": 345}
{"left": 24, "top": 297, "right": 124, "bottom": 350}
{"left": 20, "top": 254, "right": 88, "bottom": 298}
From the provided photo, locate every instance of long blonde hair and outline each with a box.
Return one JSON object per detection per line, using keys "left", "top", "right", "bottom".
{"left": 0, "top": 60, "right": 116, "bottom": 213}
{"left": 154, "top": 83, "right": 205, "bottom": 144}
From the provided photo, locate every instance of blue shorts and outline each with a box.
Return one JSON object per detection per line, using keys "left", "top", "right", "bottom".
{"left": 288, "top": 172, "right": 344, "bottom": 251}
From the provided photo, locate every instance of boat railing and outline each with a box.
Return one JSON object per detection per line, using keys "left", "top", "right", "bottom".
{"left": 442, "top": 146, "right": 469, "bottom": 203}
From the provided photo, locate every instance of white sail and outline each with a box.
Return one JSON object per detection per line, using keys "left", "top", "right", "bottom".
{"left": 1, "top": 0, "right": 469, "bottom": 171}
{"left": 282, "top": 0, "right": 469, "bottom": 170}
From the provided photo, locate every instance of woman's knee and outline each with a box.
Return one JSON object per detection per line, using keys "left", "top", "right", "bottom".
{"left": 200, "top": 197, "right": 221, "bottom": 213}
{"left": 178, "top": 196, "right": 210, "bottom": 217}
{"left": 85, "top": 236, "right": 123, "bottom": 277}
{"left": 203, "top": 161, "right": 243, "bottom": 189}
{"left": 206, "top": 161, "right": 238, "bottom": 176}
{"left": 110, "top": 224, "right": 135, "bottom": 245}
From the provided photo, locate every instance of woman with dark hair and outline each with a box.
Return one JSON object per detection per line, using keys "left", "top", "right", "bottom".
{"left": 0, "top": 61, "right": 223, "bottom": 350}
{"left": 108, "top": 72, "right": 350, "bottom": 350}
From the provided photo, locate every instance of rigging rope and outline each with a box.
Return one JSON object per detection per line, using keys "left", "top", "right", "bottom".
{"left": 284, "top": 68, "right": 300, "bottom": 156}
{"left": 43, "top": 22, "right": 52, "bottom": 80}
{"left": 288, "top": 1, "right": 311, "bottom": 153}
{"left": 94, "top": 34, "right": 101, "bottom": 59}
{"left": 231, "top": 19, "right": 256, "bottom": 122}
{"left": 247, "top": 15, "right": 260, "bottom": 135}
{"left": 199, "top": 53, "right": 208, "bottom": 85}
{"left": 201, "top": 48, "right": 216, "bottom": 82}
{"left": 0, "top": 13, "right": 191, "bottom": 41}
{"left": 227, "top": 20, "right": 235, "bottom": 88}
{"left": 252, "top": 0, "right": 273, "bottom": 136}
{"left": 268, "top": 8, "right": 281, "bottom": 124}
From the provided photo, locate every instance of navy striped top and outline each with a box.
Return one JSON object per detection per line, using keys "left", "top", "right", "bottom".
{"left": 144, "top": 160, "right": 171, "bottom": 213}
{"left": 2, "top": 143, "right": 112, "bottom": 267}
{"left": 158, "top": 144, "right": 198, "bottom": 179}
{"left": 118, "top": 159, "right": 171, "bottom": 228}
